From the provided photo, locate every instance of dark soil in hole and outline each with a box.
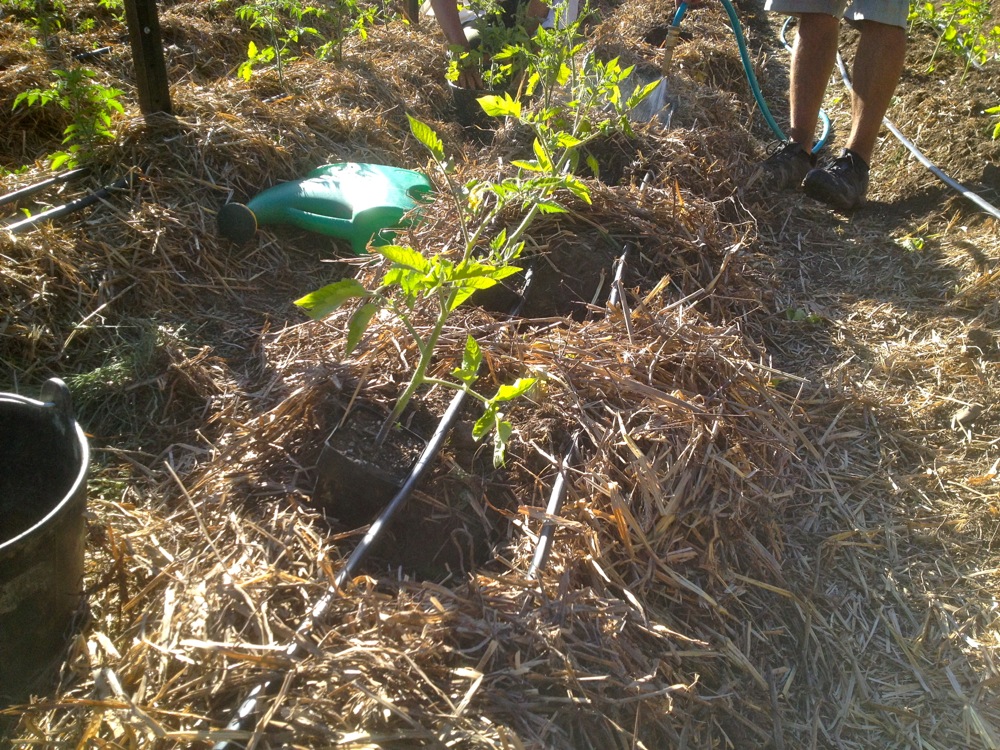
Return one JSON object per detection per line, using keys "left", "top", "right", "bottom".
{"left": 312, "top": 401, "right": 427, "bottom": 527}
{"left": 471, "top": 235, "right": 635, "bottom": 320}
{"left": 362, "top": 485, "right": 498, "bottom": 581}
{"left": 364, "top": 405, "right": 516, "bottom": 580}
{"left": 516, "top": 238, "right": 621, "bottom": 319}
{"left": 311, "top": 393, "right": 510, "bottom": 579}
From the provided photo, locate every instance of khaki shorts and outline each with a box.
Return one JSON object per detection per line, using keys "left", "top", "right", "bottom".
{"left": 764, "top": 0, "right": 908, "bottom": 29}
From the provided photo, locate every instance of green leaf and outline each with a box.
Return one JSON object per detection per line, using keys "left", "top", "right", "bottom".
{"left": 490, "top": 229, "right": 508, "bottom": 251}
{"left": 375, "top": 244, "right": 430, "bottom": 272}
{"left": 345, "top": 301, "right": 379, "bottom": 355}
{"left": 407, "top": 115, "right": 444, "bottom": 161}
{"left": 472, "top": 405, "right": 496, "bottom": 440}
{"left": 492, "top": 419, "right": 513, "bottom": 467}
{"left": 532, "top": 138, "right": 552, "bottom": 171}
{"left": 449, "top": 268, "right": 520, "bottom": 310}
{"left": 536, "top": 201, "right": 567, "bottom": 214}
{"left": 563, "top": 175, "right": 592, "bottom": 204}
{"left": 451, "top": 335, "right": 482, "bottom": 384}
{"left": 510, "top": 159, "right": 544, "bottom": 172}
{"left": 556, "top": 133, "right": 583, "bottom": 149}
{"left": 450, "top": 284, "right": 485, "bottom": 310}
{"left": 50, "top": 151, "right": 72, "bottom": 170}
{"left": 478, "top": 93, "right": 521, "bottom": 118}
{"left": 491, "top": 377, "right": 536, "bottom": 403}
{"left": 395, "top": 267, "right": 433, "bottom": 299}
{"left": 626, "top": 79, "right": 663, "bottom": 109}
{"left": 452, "top": 260, "right": 521, "bottom": 282}
{"left": 462, "top": 334, "right": 482, "bottom": 373}
{"left": 294, "top": 278, "right": 368, "bottom": 319}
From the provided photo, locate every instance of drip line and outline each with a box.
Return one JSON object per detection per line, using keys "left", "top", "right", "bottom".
{"left": 526, "top": 439, "right": 576, "bottom": 580}
{"left": 5, "top": 170, "right": 139, "bottom": 234}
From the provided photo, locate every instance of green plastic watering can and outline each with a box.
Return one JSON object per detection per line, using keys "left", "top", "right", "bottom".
{"left": 217, "top": 162, "right": 434, "bottom": 254}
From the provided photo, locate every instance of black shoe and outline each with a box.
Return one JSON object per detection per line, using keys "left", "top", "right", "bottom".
{"left": 759, "top": 141, "right": 816, "bottom": 190}
{"left": 802, "top": 149, "right": 870, "bottom": 211}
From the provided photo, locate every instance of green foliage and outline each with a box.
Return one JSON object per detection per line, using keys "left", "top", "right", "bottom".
{"left": 314, "top": 0, "right": 382, "bottom": 63}
{"left": 30, "top": 0, "right": 67, "bottom": 40}
{"left": 476, "top": 15, "right": 660, "bottom": 185}
{"left": 986, "top": 104, "right": 1000, "bottom": 139}
{"left": 235, "top": 0, "right": 322, "bottom": 84}
{"left": 295, "top": 12, "right": 661, "bottom": 465}
{"left": 295, "top": 114, "right": 537, "bottom": 466}
{"left": 96, "top": 0, "right": 126, "bottom": 24}
{"left": 445, "top": 2, "right": 534, "bottom": 89}
{"left": 784, "top": 308, "right": 823, "bottom": 324}
{"left": 908, "top": 0, "right": 1000, "bottom": 81}
{"left": 895, "top": 234, "right": 927, "bottom": 252}
{"left": 13, "top": 66, "right": 124, "bottom": 170}
{"left": 233, "top": 0, "right": 386, "bottom": 81}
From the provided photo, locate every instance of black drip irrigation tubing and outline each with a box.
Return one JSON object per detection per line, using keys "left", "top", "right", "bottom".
{"left": 0, "top": 167, "right": 91, "bottom": 212}
{"left": 212, "top": 269, "right": 536, "bottom": 749}
{"left": 525, "top": 438, "right": 576, "bottom": 581}
{"left": 523, "top": 241, "right": 631, "bottom": 584}
{"left": 72, "top": 46, "right": 112, "bottom": 62}
{"left": 3, "top": 169, "right": 140, "bottom": 234}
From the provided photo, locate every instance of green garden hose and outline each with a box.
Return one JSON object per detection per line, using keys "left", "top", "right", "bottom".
{"left": 683, "top": 0, "right": 832, "bottom": 153}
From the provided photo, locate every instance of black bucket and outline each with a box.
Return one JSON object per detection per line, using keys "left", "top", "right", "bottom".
{"left": 0, "top": 378, "right": 88, "bottom": 709}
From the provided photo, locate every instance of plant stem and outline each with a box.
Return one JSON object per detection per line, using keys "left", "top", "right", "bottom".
{"left": 423, "top": 376, "right": 489, "bottom": 403}
{"left": 375, "top": 287, "right": 454, "bottom": 446}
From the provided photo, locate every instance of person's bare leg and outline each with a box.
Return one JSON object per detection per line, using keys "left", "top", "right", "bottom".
{"left": 844, "top": 20, "right": 906, "bottom": 164}
{"left": 787, "top": 12, "right": 840, "bottom": 150}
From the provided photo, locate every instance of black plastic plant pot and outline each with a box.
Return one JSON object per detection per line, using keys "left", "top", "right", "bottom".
{"left": 0, "top": 379, "right": 89, "bottom": 710}
{"left": 448, "top": 80, "right": 483, "bottom": 127}
{"left": 447, "top": 80, "right": 501, "bottom": 138}
{"left": 313, "top": 403, "right": 426, "bottom": 527}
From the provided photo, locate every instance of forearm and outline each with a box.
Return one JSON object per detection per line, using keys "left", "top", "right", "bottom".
{"left": 430, "top": 0, "right": 470, "bottom": 48}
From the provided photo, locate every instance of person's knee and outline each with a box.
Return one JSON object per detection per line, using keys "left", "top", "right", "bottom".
{"left": 796, "top": 11, "right": 841, "bottom": 39}
{"left": 853, "top": 20, "right": 907, "bottom": 47}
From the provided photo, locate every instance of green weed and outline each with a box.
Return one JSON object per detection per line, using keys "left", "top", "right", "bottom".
{"left": 908, "top": 0, "right": 1000, "bottom": 81}
{"left": 13, "top": 66, "right": 125, "bottom": 169}
{"left": 986, "top": 104, "right": 1000, "bottom": 139}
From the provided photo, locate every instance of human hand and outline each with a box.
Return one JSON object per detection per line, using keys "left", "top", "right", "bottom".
{"left": 455, "top": 66, "right": 485, "bottom": 90}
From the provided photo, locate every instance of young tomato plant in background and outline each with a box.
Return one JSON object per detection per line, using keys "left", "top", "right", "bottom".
{"left": 908, "top": 0, "right": 1000, "bottom": 81}
{"left": 236, "top": 0, "right": 322, "bottom": 85}
{"left": 13, "top": 66, "right": 124, "bottom": 169}
{"left": 986, "top": 104, "right": 1000, "bottom": 139}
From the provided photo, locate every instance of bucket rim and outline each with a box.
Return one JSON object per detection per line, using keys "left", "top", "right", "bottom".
{"left": 0, "top": 392, "right": 89, "bottom": 553}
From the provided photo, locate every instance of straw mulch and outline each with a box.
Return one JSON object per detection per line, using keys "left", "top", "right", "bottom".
{"left": 2, "top": 0, "right": 999, "bottom": 747}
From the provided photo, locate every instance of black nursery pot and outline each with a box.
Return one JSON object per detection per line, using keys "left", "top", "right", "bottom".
{"left": 448, "top": 80, "right": 487, "bottom": 128}
{"left": 0, "top": 379, "right": 89, "bottom": 709}
{"left": 447, "top": 79, "right": 504, "bottom": 140}
{"left": 313, "top": 403, "right": 426, "bottom": 527}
